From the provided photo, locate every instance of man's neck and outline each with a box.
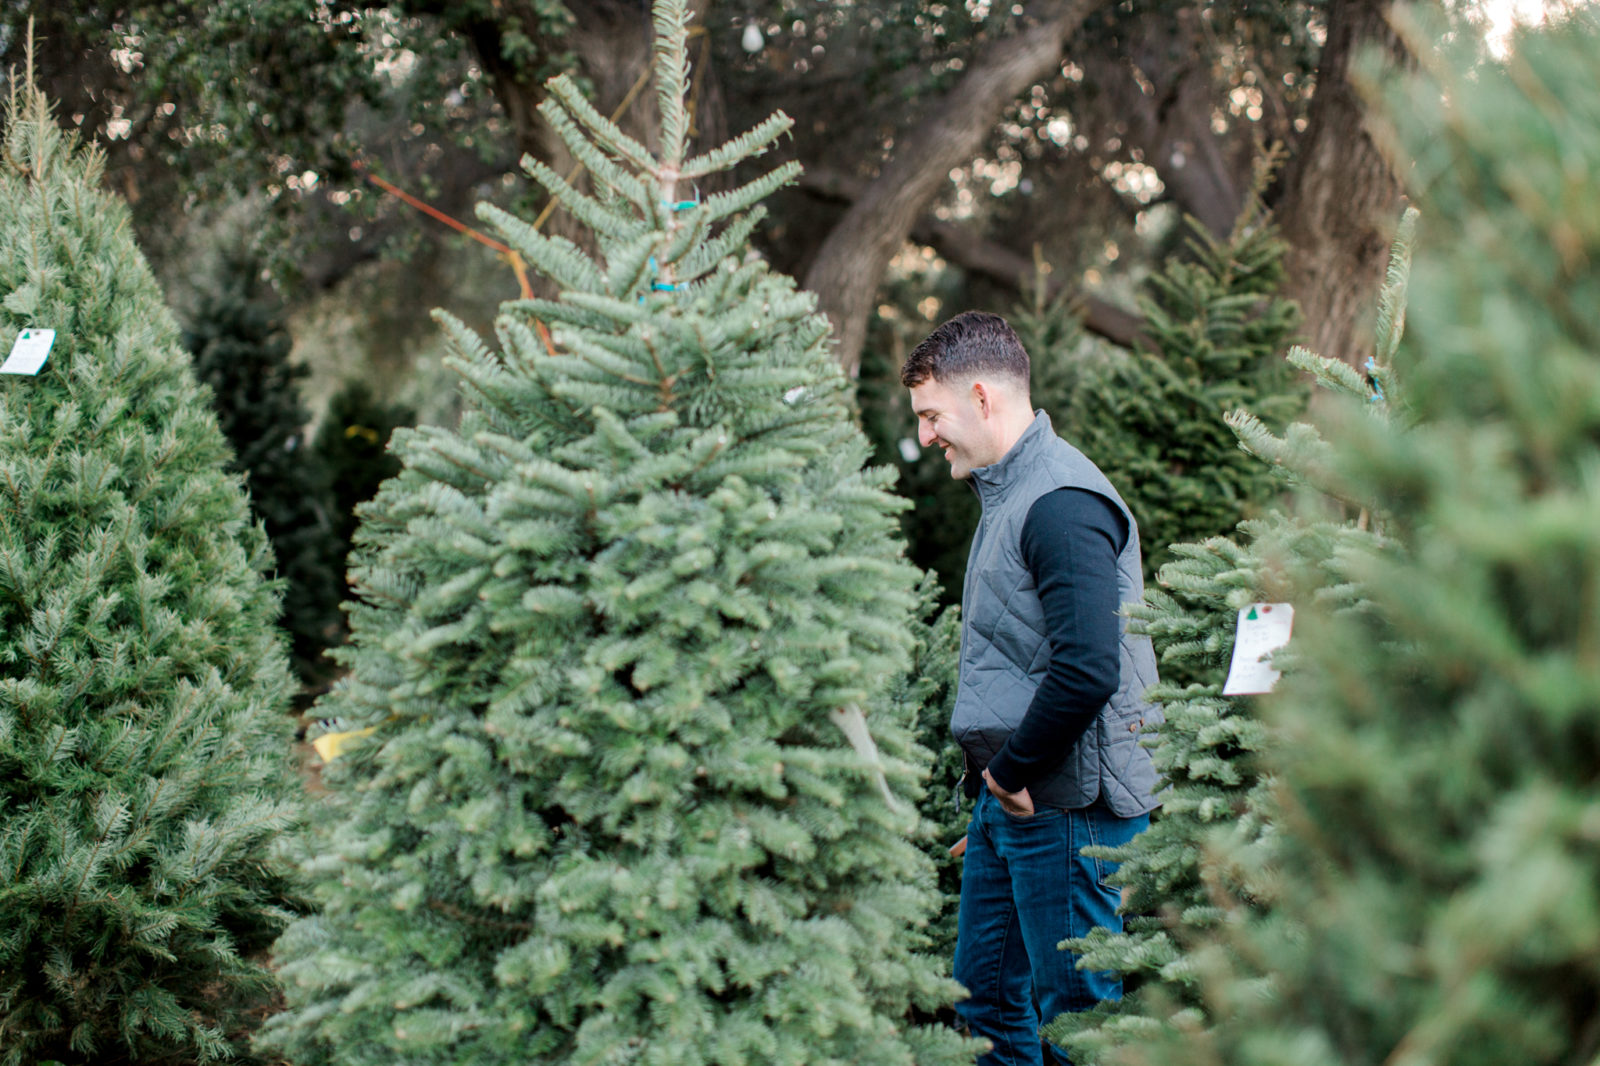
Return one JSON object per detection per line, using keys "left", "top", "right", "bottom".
{"left": 993, "top": 407, "right": 1038, "bottom": 461}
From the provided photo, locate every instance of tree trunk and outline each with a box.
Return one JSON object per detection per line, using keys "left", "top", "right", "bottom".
{"left": 797, "top": 166, "right": 1145, "bottom": 348}
{"left": 911, "top": 215, "right": 1146, "bottom": 348}
{"left": 801, "top": 0, "right": 1109, "bottom": 378}
{"left": 1092, "top": 13, "right": 1248, "bottom": 239}
{"left": 1273, "top": 0, "right": 1410, "bottom": 366}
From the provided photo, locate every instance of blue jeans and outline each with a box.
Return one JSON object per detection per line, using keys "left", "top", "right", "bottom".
{"left": 953, "top": 791, "right": 1150, "bottom": 1066}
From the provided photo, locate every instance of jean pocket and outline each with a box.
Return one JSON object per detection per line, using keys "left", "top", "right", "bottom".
{"left": 994, "top": 796, "right": 1061, "bottom": 824}
{"left": 1083, "top": 811, "right": 1124, "bottom": 892}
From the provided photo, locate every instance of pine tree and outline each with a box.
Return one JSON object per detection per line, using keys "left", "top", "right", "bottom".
{"left": 0, "top": 78, "right": 304, "bottom": 1064}
{"left": 1042, "top": 211, "right": 1417, "bottom": 1063}
{"left": 184, "top": 256, "right": 344, "bottom": 689}
{"left": 1054, "top": 178, "right": 1306, "bottom": 579}
{"left": 1012, "top": 255, "right": 1102, "bottom": 427}
{"left": 259, "top": 4, "right": 978, "bottom": 1064}
{"left": 306, "top": 379, "right": 415, "bottom": 663}
{"left": 905, "top": 581, "right": 967, "bottom": 964}
{"left": 310, "top": 380, "right": 414, "bottom": 565}
{"left": 1086, "top": 15, "right": 1600, "bottom": 1066}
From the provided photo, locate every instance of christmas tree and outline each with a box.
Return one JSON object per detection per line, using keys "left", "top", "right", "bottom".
{"left": 0, "top": 77, "right": 304, "bottom": 1064}
{"left": 306, "top": 379, "right": 415, "bottom": 665}
{"left": 259, "top": 4, "right": 977, "bottom": 1064}
{"left": 1012, "top": 254, "right": 1102, "bottom": 430}
{"left": 1081, "top": 14, "right": 1600, "bottom": 1065}
{"left": 1053, "top": 176, "right": 1305, "bottom": 579}
{"left": 905, "top": 580, "right": 967, "bottom": 964}
{"left": 310, "top": 379, "right": 414, "bottom": 571}
{"left": 184, "top": 256, "right": 344, "bottom": 689}
{"left": 1043, "top": 210, "right": 1417, "bottom": 1062}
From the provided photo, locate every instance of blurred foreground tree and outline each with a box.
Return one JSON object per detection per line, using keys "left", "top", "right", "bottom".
{"left": 1094, "top": 12, "right": 1600, "bottom": 1065}
{"left": 1044, "top": 208, "right": 1414, "bottom": 1063}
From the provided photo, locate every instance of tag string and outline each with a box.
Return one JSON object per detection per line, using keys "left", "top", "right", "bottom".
{"left": 1364, "top": 357, "right": 1386, "bottom": 404}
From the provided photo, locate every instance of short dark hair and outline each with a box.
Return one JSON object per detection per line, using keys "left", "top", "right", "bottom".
{"left": 900, "top": 310, "right": 1030, "bottom": 388}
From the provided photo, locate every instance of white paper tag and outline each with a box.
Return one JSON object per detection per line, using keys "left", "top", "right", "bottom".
{"left": 1222, "top": 602, "right": 1294, "bottom": 695}
{"left": 0, "top": 329, "right": 55, "bottom": 375}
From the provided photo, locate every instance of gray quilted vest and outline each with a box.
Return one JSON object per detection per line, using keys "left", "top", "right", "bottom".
{"left": 952, "top": 411, "right": 1163, "bottom": 816}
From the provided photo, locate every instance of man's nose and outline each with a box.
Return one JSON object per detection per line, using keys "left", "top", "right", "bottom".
{"left": 918, "top": 422, "right": 936, "bottom": 447}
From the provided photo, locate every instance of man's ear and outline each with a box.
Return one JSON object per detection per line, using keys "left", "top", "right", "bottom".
{"left": 970, "top": 379, "right": 992, "bottom": 418}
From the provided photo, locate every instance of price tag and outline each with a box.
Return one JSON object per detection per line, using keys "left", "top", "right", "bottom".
{"left": 1, "top": 329, "right": 56, "bottom": 375}
{"left": 1222, "top": 603, "right": 1294, "bottom": 695}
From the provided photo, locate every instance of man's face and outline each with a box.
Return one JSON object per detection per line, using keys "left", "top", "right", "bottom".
{"left": 909, "top": 377, "right": 995, "bottom": 480}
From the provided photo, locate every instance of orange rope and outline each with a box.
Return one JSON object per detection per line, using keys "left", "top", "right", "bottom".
{"left": 356, "top": 163, "right": 514, "bottom": 256}
{"left": 352, "top": 27, "right": 708, "bottom": 358}
{"left": 353, "top": 162, "right": 554, "bottom": 355}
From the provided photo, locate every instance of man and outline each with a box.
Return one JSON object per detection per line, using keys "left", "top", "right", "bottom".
{"left": 903, "top": 311, "right": 1162, "bottom": 1066}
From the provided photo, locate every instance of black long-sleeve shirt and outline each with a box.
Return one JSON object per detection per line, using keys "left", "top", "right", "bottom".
{"left": 982, "top": 487, "right": 1128, "bottom": 795}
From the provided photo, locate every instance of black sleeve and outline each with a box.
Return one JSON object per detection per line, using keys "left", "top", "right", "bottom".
{"left": 983, "top": 488, "right": 1128, "bottom": 794}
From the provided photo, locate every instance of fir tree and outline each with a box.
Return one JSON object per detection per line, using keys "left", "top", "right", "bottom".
{"left": 1088, "top": 15, "right": 1600, "bottom": 1066}
{"left": 0, "top": 79, "right": 304, "bottom": 1064}
{"left": 184, "top": 256, "right": 344, "bottom": 689}
{"left": 306, "top": 379, "right": 415, "bottom": 662}
{"left": 259, "top": 4, "right": 978, "bottom": 1064}
{"left": 1055, "top": 177, "right": 1305, "bottom": 579}
{"left": 1012, "top": 255, "right": 1102, "bottom": 428}
{"left": 1043, "top": 211, "right": 1417, "bottom": 1063}
{"left": 310, "top": 379, "right": 414, "bottom": 564}
{"left": 905, "top": 581, "right": 967, "bottom": 964}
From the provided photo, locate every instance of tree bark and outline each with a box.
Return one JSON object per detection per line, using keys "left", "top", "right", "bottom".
{"left": 1273, "top": 0, "right": 1409, "bottom": 366}
{"left": 798, "top": 167, "right": 1144, "bottom": 348}
{"left": 1090, "top": 15, "right": 1248, "bottom": 239}
{"left": 910, "top": 216, "right": 1146, "bottom": 348}
{"left": 801, "top": 0, "right": 1110, "bottom": 378}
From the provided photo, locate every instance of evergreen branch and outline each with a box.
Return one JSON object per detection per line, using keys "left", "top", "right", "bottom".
{"left": 531, "top": 97, "right": 653, "bottom": 214}
{"left": 681, "top": 113, "right": 795, "bottom": 180}
{"left": 651, "top": 0, "right": 693, "bottom": 168}
{"left": 540, "top": 75, "right": 657, "bottom": 175}
{"left": 678, "top": 207, "right": 765, "bottom": 279}
{"left": 1284, "top": 344, "right": 1370, "bottom": 400}
{"left": 601, "top": 236, "right": 659, "bottom": 298}
{"left": 426, "top": 899, "right": 536, "bottom": 933}
{"left": 521, "top": 155, "right": 648, "bottom": 243}
{"left": 1373, "top": 206, "right": 1420, "bottom": 367}
{"left": 478, "top": 203, "right": 604, "bottom": 294}
{"left": 699, "top": 163, "right": 804, "bottom": 228}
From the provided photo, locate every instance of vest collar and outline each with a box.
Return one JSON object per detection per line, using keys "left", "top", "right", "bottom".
{"left": 969, "top": 409, "right": 1052, "bottom": 506}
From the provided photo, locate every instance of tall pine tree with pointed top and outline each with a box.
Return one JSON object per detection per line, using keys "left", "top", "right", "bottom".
{"left": 1042, "top": 210, "right": 1417, "bottom": 1064}
{"left": 0, "top": 80, "right": 304, "bottom": 1065}
{"left": 259, "top": 5, "right": 978, "bottom": 1064}
{"left": 1051, "top": 178, "right": 1305, "bottom": 579}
